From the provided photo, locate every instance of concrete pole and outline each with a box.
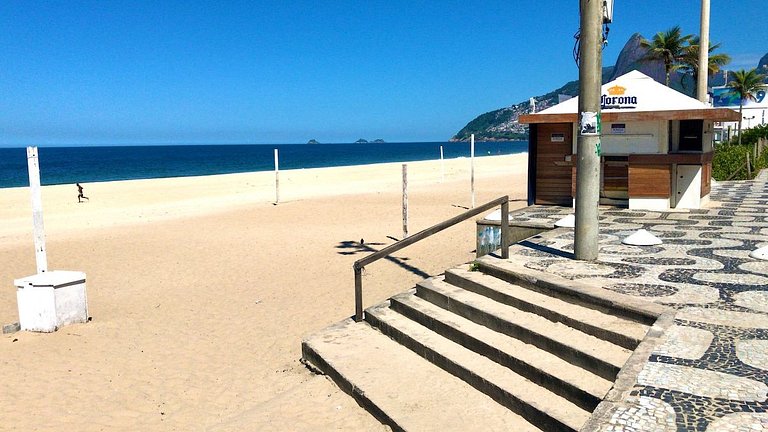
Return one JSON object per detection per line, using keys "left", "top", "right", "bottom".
{"left": 574, "top": 0, "right": 602, "bottom": 261}
{"left": 26, "top": 147, "right": 48, "bottom": 273}
{"left": 697, "top": 0, "right": 710, "bottom": 103}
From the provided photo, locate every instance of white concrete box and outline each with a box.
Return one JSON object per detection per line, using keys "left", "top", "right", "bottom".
{"left": 14, "top": 271, "right": 88, "bottom": 332}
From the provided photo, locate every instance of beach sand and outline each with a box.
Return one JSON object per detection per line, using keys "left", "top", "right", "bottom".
{"left": 0, "top": 154, "right": 528, "bottom": 431}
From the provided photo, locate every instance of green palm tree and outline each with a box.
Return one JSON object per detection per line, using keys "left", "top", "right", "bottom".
{"left": 679, "top": 36, "right": 731, "bottom": 94}
{"left": 727, "top": 68, "right": 768, "bottom": 145}
{"left": 640, "top": 26, "right": 693, "bottom": 86}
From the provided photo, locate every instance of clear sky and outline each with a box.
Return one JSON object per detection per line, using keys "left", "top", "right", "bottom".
{"left": 1, "top": 0, "right": 765, "bottom": 147}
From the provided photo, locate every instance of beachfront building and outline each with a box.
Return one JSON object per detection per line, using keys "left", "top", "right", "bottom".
{"left": 519, "top": 70, "right": 739, "bottom": 211}
{"left": 711, "top": 83, "right": 768, "bottom": 142}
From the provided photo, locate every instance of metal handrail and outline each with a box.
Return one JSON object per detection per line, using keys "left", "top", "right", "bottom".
{"left": 353, "top": 196, "right": 510, "bottom": 322}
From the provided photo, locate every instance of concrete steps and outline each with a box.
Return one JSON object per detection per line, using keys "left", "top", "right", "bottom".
{"left": 302, "top": 318, "right": 542, "bottom": 432}
{"left": 444, "top": 267, "right": 649, "bottom": 350}
{"left": 386, "top": 291, "right": 612, "bottom": 412}
{"left": 302, "top": 257, "right": 653, "bottom": 432}
{"left": 415, "top": 277, "right": 632, "bottom": 381}
{"left": 365, "top": 303, "right": 591, "bottom": 431}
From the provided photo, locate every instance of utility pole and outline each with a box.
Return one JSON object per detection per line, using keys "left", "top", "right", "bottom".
{"left": 574, "top": 0, "right": 602, "bottom": 261}
{"left": 697, "top": 0, "right": 710, "bottom": 102}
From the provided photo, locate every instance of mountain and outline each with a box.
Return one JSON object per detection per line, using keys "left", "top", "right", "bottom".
{"left": 452, "top": 34, "right": 767, "bottom": 142}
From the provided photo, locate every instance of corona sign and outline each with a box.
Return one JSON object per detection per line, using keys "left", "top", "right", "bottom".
{"left": 601, "top": 85, "right": 638, "bottom": 109}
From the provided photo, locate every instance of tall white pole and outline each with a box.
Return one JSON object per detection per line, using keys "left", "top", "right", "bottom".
{"left": 697, "top": 0, "right": 711, "bottom": 102}
{"left": 26, "top": 147, "right": 48, "bottom": 273}
{"left": 470, "top": 134, "right": 476, "bottom": 208}
{"left": 274, "top": 148, "right": 280, "bottom": 204}
{"left": 402, "top": 164, "right": 408, "bottom": 239}
{"left": 440, "top": 145, "right": 444, "bottom": 183}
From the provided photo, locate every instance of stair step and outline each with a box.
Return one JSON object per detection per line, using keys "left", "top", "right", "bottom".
{"left": 416, "top": 277, "right": 633, "bottom": 381}
{"left": 302, "top": 318, "right": 542, "bottom": 432}
{"left": 445, "top": 267, "right": 649, "bottom": 350}
{"left": 365, "top": 304, "right": 590, "bottom": 432}
{"left": 388, "top": 290, "right": 612, "bottom": 412}
{"left": 475, "top": 257, "right": 664, "bottom": 325}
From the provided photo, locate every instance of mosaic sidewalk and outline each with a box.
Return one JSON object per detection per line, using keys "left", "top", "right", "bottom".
{"left": 504, "top": 171, "right": 768, "bottom": 431}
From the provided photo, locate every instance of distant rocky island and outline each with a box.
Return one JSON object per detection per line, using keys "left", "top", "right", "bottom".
{"left": 307, "top": 138, "right": 386, "bottom": 144}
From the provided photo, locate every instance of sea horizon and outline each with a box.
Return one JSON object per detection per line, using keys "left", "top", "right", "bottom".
{"left": 0, "top": 140, "right": 527, "bottom": 189}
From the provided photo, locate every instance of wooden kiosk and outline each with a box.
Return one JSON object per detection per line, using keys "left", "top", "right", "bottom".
{"left": 519, "top": 71, "right": 740, "bottom": 210}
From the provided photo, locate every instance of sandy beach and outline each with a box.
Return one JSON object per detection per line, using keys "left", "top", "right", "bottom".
{"left": 0, "top": 153, "right": 528, "bottom": 431}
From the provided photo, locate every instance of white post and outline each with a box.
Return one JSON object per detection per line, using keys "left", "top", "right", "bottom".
{"left": 274, "top": 148, "right": 279, "bottom": 204}
{"left": 440, "top": 145, "right": 444, "bottom": 183}
{"left": 697, "top": 0, "right": 710, "bottom": 102}
{"left": 402, "top": 164, "right": 408, "bottom": 239}
{"left": 26, "top": 146, "right": 47, "bottom": 273}
{"left": 470, "top": 134, "right": 476, "bottom": 208}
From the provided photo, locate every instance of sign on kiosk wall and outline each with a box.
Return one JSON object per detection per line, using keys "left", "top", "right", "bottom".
{"left": 712, "top": 86, "right": 767, "bottom": 108}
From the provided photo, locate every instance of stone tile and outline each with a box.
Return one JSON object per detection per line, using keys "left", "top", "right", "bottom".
{"left": 598, "top": 397, "right": 677, "bottom": 432}
{"left": 739, "top": 261, "right": 768, "bottom": 275}
{"left": 692, "top": 272, "right": 768, "bottom": 286}
{"left": 676, "top": 308, "right": 768, "bottom": 329}
{"left": 734, "top": 291, "right": 768, "bottom": 314}
{"left": 705, "top": 412, "right": 768, "bottom": 431}
{"left": 736, "top": 340, "right": 768, "bottom": 371}
{"left": 653, "top": 325, "right": 714, "bottom": 360}
{"left": 651, "top": 285, "right": 721, "bottom": 306}
{"left": 636, "top": 362, "right": 767, "bottom": 401}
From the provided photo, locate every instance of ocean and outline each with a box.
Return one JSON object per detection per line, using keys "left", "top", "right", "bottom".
{"left": 0, "top": 141, "right": 527, "bottom": 189}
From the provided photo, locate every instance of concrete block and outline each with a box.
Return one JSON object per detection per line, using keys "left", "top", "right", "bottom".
{"left": 14, "top": 271, "right": 88, "bottom": 333}
{"left": 2, "top": 322, "right": 20, "bottom": 334}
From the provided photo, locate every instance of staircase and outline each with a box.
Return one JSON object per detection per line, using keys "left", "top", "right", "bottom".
{"left": 302, "top": 256, "right": 656, "bottom": 432}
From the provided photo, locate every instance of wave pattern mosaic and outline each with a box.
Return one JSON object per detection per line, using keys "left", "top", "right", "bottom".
{"left": 506, "top": 172, "right": 768, "bottom": 431}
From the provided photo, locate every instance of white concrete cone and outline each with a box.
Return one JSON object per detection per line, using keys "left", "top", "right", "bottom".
{"left": 749, "top": 246, "right": 768, "bottom": 260}
{"left": 622, "top": 229, "right": 662, "bottom": 246}
{"left": 484, "top": 209, "right": 513, "bottom": 222}
{"left": 554, "top": 214, "right": 575, "bottom": 228}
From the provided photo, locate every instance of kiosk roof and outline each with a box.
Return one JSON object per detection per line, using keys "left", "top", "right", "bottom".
{"left": 520, "top": 70, "right": 739, "bottom": 123}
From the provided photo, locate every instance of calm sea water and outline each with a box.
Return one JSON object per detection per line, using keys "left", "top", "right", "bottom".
{"left": 0, "top": 141, "right": 527, "bottom": 189}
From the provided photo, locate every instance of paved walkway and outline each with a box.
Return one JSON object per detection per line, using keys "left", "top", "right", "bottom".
{"left": 504, "top": 171, "right": 768, "bottom": 431}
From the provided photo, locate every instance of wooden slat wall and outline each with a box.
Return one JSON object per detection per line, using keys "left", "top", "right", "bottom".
{"left": 571, "top": 166, "right": 577, "bottom": 197}
{"left": 701, "top": 162, "right": 712, "bottom": 197}
{"left": 629, "top": 152, "right": 713, "bottom": 165}
{"left": 604, "top": 162, "right": 629, "bottom": 193}
{"left": 628, "top": 165, "right": 672, "bottom": 197}
{"left": 535, "top": 123, "right": 573, "bottom": 205}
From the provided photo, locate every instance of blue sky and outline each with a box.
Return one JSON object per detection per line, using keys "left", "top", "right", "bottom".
{"left": 1, "top": 0, "right": 765, "bottom": 147}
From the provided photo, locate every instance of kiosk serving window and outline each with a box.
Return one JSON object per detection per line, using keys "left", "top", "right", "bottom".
{"left": 678, "top": 120, "right": 704, "bottom": 152}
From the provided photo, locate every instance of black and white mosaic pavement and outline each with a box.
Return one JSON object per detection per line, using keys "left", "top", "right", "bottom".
{"left": 505, "top": 171, "right": 768, "bottom": 431}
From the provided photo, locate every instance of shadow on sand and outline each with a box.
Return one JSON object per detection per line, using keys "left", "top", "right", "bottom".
{"left": 335, "top": 240, "right": 431, "bottom": 279}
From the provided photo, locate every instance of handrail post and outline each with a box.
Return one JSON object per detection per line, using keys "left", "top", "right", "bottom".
{"left": 501, "top": 200, "right": 510, "bottom": 259}
{"left": 354, "top": 265, "right": 363, "bottom": 322}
